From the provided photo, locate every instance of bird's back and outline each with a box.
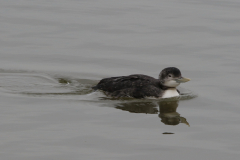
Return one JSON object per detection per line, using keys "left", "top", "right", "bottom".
{"left": 92, "top": 74, "right": 162, "bottom": 98}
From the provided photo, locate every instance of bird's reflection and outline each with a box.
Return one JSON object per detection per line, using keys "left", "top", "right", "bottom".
{"left": 115, "top": 100, "right": 189, "bottom": 126}
{"left": 115, "top": 102, "right": 158, "bottom": 114}
{"left": 158, "top": 101, "right": 189, "bottom": 126}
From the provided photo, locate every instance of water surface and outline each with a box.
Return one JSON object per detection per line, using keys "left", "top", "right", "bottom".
{"left": 1, "top": 0, "right": 240, "bottom": 160}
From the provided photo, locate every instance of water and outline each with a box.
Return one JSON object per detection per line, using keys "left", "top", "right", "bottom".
{"left": 1, "top": 0, "right": 240, "bottom": 159}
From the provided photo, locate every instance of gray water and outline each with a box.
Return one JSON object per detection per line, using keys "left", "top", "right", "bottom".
{"left": 1, "top": 0, "right": 240, "bottom": 159}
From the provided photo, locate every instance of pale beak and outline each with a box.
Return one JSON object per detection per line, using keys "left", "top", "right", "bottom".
{"left": 175, "top": 77, "right": 191, "bottom": 83}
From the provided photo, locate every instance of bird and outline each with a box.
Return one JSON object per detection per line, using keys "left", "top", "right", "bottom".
{"left": 92, "top": 67, "right": 190, "bottom": 99}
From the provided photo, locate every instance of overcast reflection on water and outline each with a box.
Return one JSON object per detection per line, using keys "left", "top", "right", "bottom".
{"left": 1, "top": 0, "right": 240, "bottom": 159}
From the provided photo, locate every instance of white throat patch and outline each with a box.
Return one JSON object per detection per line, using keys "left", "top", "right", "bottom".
{"left": 162, "top": 88, "right": 179, "bottom": 98}
{"left": 163, "top": 80, "right": 180, "bottom": 87}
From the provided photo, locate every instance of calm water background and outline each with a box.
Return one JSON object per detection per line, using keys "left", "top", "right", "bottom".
{"left": 1, "top": 0, "right": 240, "bottom": 159}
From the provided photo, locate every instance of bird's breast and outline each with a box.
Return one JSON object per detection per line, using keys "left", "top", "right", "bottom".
{"left": 161, "top": 88, "right": 179, "bottom": 98}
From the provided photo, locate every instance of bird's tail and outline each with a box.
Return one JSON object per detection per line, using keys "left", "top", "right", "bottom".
{"left": 91, "top": 85, "right": 98, "bottom": 91}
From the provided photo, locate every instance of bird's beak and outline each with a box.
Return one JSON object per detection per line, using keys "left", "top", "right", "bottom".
{"left": 175, "top": 77, "right": 191, "bottom": 83}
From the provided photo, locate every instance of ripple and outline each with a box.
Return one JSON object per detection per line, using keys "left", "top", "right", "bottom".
{"left": 0, "top": 70, "right": 196, "bottom": 101}
{"left": 0, "top": 71, "right": 96, "bottom": 99}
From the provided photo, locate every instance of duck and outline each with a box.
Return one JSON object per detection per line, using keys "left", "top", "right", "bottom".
{"left": 92, "top": 67, "right": 190, "bottom": 98}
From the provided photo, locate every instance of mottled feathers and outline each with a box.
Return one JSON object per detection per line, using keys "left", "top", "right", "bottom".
{"left": 92, "top": 74, "right": 164, "bottom": 98}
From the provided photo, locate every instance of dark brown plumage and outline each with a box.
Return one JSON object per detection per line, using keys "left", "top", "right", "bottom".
{"left": 92, "top": 67, "right": 190, "bottom": 98}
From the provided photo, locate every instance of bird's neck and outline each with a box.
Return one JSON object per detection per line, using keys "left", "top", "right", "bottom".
{"left": 158, "top": 80, "right": 175, "bottom": 90}
{"left": 161, "top": 85, "right": 176, "bottom": 90}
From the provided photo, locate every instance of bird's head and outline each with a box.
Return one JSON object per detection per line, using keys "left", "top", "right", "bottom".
{"left": 159, "top": 67, "right": 190, "bottom": 87}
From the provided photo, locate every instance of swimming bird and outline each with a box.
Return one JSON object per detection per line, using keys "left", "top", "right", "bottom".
{"left": 92, "top": 67, "right": 190, "bottom": 98}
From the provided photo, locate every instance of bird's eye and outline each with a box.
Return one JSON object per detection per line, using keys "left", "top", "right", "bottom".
{"left": 168, "top": 75, "right": 172, "bottom": 77}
